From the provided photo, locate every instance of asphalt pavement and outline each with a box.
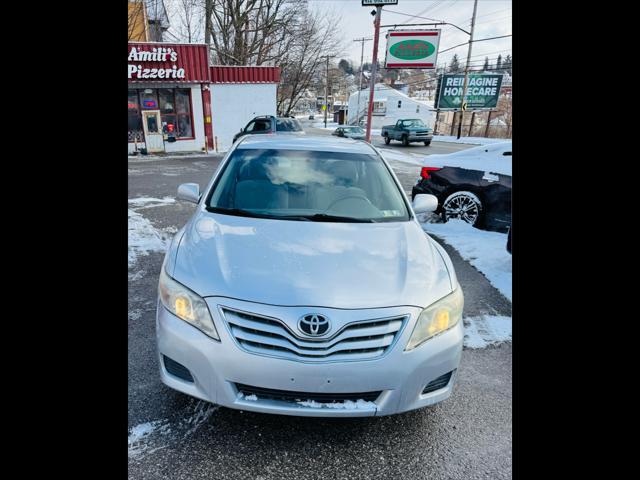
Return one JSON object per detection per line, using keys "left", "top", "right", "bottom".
{"left": 128, "top": 143, "right": 511, "bottom": 479}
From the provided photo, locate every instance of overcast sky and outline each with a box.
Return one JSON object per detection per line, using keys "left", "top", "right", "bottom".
{"left": 307, "top": 0, "right": 512, "bottom": 70}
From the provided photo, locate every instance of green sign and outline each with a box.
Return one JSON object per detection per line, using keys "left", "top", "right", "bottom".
{"left": 434, "top": 74, "right": 504, "bottom": 110}
{"left": 389, "top": 40, "right": 435, "bottom": 60}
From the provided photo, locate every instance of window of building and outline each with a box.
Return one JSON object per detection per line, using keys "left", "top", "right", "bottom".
{"left": 128, "top": 88, "right": 194, "bottom": 141}
{"left": 128, "top": 90, "right": 143, "bottom": 142}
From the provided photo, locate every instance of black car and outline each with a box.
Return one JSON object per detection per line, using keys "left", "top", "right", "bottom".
{"left": 411, "top": 143, "right": 512, "bottom": 232}
{"left": 233, "top": 115, "right": 304, "bottom": 143}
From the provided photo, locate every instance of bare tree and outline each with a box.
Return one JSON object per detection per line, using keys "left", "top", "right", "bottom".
{"left": 205, "top": 0, "right": 306, "bottom": 65}
{"left": 276, "top": 9, "right": 345, "bottom": 115}
{"left": 166, "top": 0, "right": 204, "bottom": 42}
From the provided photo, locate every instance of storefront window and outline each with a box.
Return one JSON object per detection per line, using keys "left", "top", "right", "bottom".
{"left": 128, "top": 90, "right": 143, "bottom": 142}
{"left": 177, "top": 115, "right": 193, "bottom": 138}
{"left": 159, "top": 89, "right": 175, "bottom": 114}
{"left": 129, "top": 88, "right": 193, "bottom": 141}
{"left": 140, "top": 89, "right": 158, "bottom": 109}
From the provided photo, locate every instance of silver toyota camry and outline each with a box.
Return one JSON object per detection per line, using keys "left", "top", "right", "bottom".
{"left": 156, "top": 134, "right": 464, "bottom": 417}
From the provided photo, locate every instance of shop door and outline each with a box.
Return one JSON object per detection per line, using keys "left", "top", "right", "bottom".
{"left": 142, "top": 110, "right": 164, "bottom": 153}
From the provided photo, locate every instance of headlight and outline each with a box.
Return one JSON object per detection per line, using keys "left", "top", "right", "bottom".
{"left": 158, "top": 268, "right": 220, "bottom": 340}
{"left": 405, "top": 287, "right": 463, "bottom": 351}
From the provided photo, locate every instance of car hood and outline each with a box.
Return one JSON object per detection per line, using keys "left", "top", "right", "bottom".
{"left": 172, "top": 212, "right": 453, "bottom": 309}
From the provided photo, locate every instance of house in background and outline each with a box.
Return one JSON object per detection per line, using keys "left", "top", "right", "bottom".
{"left": 128, "top": 0, "right": 170, "bottom": 42}
{"left": 347, "top": 84, "right": 435, "bottom": 129}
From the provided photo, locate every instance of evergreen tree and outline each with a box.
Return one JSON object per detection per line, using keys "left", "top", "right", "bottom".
{"left": 483, "top": 57, "right": 490, "bottom": 71}
{"left": 338, "top": 59, "right": 353, "bottom": 75}
{"left": 448, "top": 54, "right": 461, "bottom": 73}
{"left": 503, "top": 55, "right": 512, "bottom": 75}
{"left": 496, "top": 54, "right": 503, "bottom": 71}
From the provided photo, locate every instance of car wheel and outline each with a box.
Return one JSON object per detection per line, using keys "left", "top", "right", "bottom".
{"left": 384, "top": 135, "right": 391, "bottom": 145}
{"left": 402, "top": 135, "right": 409, "bottom": 146}
{"left": 424, "top": 141, "right": 431, "bottom": 146}
{"left": 442, "top": 191, "right": 483, "bottom": 226}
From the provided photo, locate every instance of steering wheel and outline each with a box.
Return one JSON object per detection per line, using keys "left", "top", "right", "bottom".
{"left": 326, "top": 194, "right": 375, "bottom": 211}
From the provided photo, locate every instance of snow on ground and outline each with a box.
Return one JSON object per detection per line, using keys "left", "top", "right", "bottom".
{"left": 128, "top": 401, "right": 218, "bottom": 460}
{"left": 421, "top": 219, "right": 512, "bottom": 347}
{"left": 423, "top": 219, "right": 511, "bottom": 301}
{"left": 463, "top": 315, "right": 512, "bottom": 348}
{"left": 377, "top": 148, "right": 425, "bottom": 166}
{"left": 312, "top": 121, "right": 340, "bottom": 130}
{"left": 297, "top": 399, "right": 377, "bottom": 410}
{"left": 128, "top": 420, "right": 171, "bottom": 458}
{"left": 432, "top": 135, "right": 508, "bottom": 145}
{"left": 128, "top": 197, "right": 176, "bottom": 268}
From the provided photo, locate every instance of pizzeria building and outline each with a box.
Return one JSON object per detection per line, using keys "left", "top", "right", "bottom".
{"left": 128, "top": 41, "right": 280, "bottom": 154}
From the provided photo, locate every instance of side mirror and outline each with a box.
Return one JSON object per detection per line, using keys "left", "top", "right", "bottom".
{"left": 412, "top": 194, "right": 438, "bottom": 214}
{"left": 177, "top": 183, "right": 200, "bottom": 204}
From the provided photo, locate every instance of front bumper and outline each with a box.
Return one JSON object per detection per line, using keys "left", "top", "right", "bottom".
{"left": 156, "top": 297, "right": 463, "bottom": 417}
{"left": 409, "top": 134, "right": 434, "bottom": 142}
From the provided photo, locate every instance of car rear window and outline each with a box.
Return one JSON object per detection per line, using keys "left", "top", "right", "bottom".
{"left": 276, "top": 119, "right": 303, "bottom": 132}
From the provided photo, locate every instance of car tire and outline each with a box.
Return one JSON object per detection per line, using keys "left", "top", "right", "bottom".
{"left": 402, "top": 135, "right": 409, "bottom": 146}
{"left": 442, "top": 191, "right": 483, "bottom": 226}
{"left": 424, "top": 141, "right": 431, "bottom": 146}
{"left": 384, "top": 135, "right": 391, "bottom": 145}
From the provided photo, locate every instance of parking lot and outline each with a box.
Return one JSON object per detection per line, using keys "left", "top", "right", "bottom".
{"left": 128, "top": 147, "right": 512, "bottom": 479}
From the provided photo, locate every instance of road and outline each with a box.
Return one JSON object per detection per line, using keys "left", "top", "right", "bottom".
{"left": 128, "top": 146, "right": 512, "bottom": 479}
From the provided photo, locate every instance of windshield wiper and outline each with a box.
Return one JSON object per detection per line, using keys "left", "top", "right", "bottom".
{"left": 206, "top": 206, "right": 312, "bottom": 221}
{"left": 304, "top": 213, "right": 377, "bottom": 223}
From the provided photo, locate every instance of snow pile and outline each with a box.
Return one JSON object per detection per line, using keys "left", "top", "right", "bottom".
{"left": 463, "top": 315, "right": 512, "bottom": 348}
{"left": 128, "top": 197, "right": 177, "bottom": 268}
{"left": 128, "top": 196, "right": 175, "bottom": 209}
{"left": 432, "top": 135, "right": 508, "bottom": 145}
{"left": 423, "top": 219, "right": 512, "bottom": 301}
{"left": 297, "top": 399, "right": 376, "bottom": 410}
{"left": 245, "top": 394, "right": 258, "bottom": 401}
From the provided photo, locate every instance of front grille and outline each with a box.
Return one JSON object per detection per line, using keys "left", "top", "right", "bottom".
{"left": 422, "top": 370, "right": 454, "bottom": 394}
{"left": 222, "top": 308, "right": 407, "bottom": 362}
{"left": 163, "top": 355, "right": 194, "bottom": 382}
{"left": 236, "top": 383, "right": 381, "bottom": 403}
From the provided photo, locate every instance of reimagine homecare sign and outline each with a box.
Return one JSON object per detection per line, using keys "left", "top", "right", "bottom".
{"left": 434, "top": 74, "right": 504, "bottom": 110}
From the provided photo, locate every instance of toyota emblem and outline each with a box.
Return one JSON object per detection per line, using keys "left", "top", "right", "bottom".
{"left": 298, "top": 314, "right": 330, "bottom": 336}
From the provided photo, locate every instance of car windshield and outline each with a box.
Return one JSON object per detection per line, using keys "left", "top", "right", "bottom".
{"left": 401, "top": 119, "right": 426, "bottom": 128}
{"left": 344, "top": 127, "right": 364, "bottom": 133}
{"left": 276, "top": 118, "right": 303, "bottom": 132}
{"left": 207, "top": 149, "right": 410, "bottom": 222}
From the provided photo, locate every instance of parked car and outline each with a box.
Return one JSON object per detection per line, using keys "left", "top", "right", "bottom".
{"left": 381, "top": 119, "right": 433, "bottom": 146}
{"left": 233, "top": 115, "right": 304, "bottom": 143}
{"left": 158, "top": 135, "right": 463, "bottom": 417}
{"left": 309, "top": 114, "right": 315, "bottom": 120}
{"left": 332, "top": 125, "right": 366, "bottom": 140}
{"left": 411, "top": 142, "right": 512, "bottom": 232}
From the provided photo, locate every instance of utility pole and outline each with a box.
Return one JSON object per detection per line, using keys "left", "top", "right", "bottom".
{"left": 324, "top": 55, "right": 330, "bottom": 128}
{"left": 354, "top": 37, "right": 372, "bottom": 126}
{"left": 457, "top": 0, "right": 479, "bottom": 139}
{"left": 204, "top": 0, "right": 212, "bottom": 46}
{"left": 365, "top": 6, "right": 383, "bottom": 143}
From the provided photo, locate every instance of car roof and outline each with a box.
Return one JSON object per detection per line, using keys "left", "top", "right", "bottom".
{"left": 236, "top": 134, "right": 377, "bottom": 154}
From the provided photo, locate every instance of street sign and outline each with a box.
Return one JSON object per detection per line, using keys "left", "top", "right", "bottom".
{"left": 362, "top": 0, "right": 398, "bottom": 5}
{"left": 384, "top": 29, "right": 440, "bottom": 69}
{"left": 434, "top": 73, "right": 503, "bottom": 110}
{"left": 462, "top": 102, "right": 468, "bottom": 111}
{"left": 321, "top": 105, "right": 326, "bottom": 111}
